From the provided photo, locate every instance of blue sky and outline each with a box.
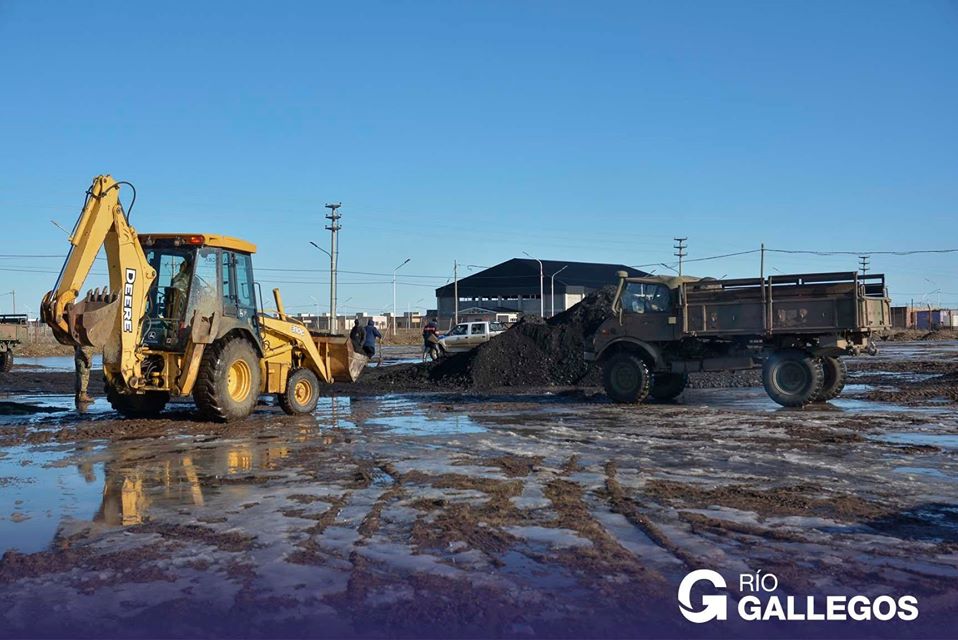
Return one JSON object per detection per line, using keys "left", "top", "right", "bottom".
{"left": 1, "top": 1, "right": 956, "bottom": 317}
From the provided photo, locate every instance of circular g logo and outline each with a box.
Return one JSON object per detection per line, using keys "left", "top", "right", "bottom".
{"left": 678, "top": 569, "right": 728, "bottom": 623}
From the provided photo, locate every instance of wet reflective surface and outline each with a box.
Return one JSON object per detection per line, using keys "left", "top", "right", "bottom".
{"left": 0, "top": 342, "right": 955, "bottom": 637}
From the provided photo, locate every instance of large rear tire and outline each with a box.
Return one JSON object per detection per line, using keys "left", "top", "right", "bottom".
{"left": 0, "top": 350, "right": 12, "bottom": 373}
{"left": 193, "top": 336, "right": 261, "bottom": 422}
{"left": 602, "top": 352, "right": 651, "bottom": 404}
{"left": 106, "top": 383, "right": 170, "bottom": 418}
{"left": 650, "top": 373, "right": 688, "bottom": 401}
{"left": 813, "top": 356, "right": 847, "bottom": 402}
{"left": 762, "top": 349, "right": 824, "bottom": 407}
{"left": 278, "top": 368, "right": 320, "bottom": 415}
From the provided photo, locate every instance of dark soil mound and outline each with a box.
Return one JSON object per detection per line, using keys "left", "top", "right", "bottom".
{"left": 431, "top": 286, "right": 617, "bottom": 388}
{"left": 369, "top": 287, "right": 617, "bottom": 390}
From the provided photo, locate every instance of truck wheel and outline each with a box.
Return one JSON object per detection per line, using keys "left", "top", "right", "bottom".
{"left": 762, "top": 350, "right": 824, "bottom": 407}
{"left": 650, "top": 373, "right": 688, "bottom": 401}
{"left": 0, "top": 351, "right": 12, "bottom": 373}
{"left": 814, "top": 357, "right": 847, "bottom": 402}
{"left": 602, "top": 352, "right": 651, "bottom": 404}
{"left": 278, "top": 368, "right": 320, "bottom": 415}
{"left": 193, "top": 336, "right": 261, "bottom": 422}
{"left": 106, "top": 383, "right": 170, "bottom": 418}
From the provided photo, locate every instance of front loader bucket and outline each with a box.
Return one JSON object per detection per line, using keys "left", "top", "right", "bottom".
{"left": 68, "top": 289, "right": 120, "bottom": 349}
{"left": 311, "top": 334, "right": 368, "bottom": 382}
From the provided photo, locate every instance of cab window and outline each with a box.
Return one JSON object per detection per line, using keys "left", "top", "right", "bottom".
{"left": 489, "top": 322, "right": 505, "bottom": 332}
{"left": 622, "top": 283, "right": 672, "bottom": 314}
{"left": 470, "top": 323, "right": 486, "bottom": 335}
{"left": 449, "top": 324, "right": 469, "bottom": 336}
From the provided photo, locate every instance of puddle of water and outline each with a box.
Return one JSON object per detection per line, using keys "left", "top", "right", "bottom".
{"left": 15, "top": 355, "right": 103, "bottom": 372}
{"left": 0, "top": 418, "right": 344, "bottom": 553}
{"left": 681, "top": 386, "right": 950, "bottom": 416}
{"left": 367, "top": 413, "right": 485, "bottom": 436}
{"left": 878, "top": 433, "right": 958, "bottom": 450}
{"left": 0, "top": 394, "right": 114, "bottom": 426}
{"left": 0, "top": 443, "right": 107, "bottom": 553}
{"left": 893, "top": 466, "right": 953, "bottom": 480}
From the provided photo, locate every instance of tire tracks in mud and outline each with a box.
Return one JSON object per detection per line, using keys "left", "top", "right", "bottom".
{"left": 602, "top": 460, "right": 702, "bottom": 570}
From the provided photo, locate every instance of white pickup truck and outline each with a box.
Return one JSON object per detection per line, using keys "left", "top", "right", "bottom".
{"left": 440, "top": 321, "right": 507, "bottom": 353}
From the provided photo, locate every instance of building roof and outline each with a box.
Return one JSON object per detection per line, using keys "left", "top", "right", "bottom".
{"left": 436, "top": 258, "right": 648, "bottom": 298}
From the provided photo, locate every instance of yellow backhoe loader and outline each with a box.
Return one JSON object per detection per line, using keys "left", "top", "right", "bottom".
{"left": 40, "top": 175, "right": 366, "bottom": 421}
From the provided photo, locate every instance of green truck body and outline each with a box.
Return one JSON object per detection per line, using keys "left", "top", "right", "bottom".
{"left": 0, "top": 314, "right": 29, "bottom": 372}
{"left": 586, "top": 271, "right": 891, "bottom": 407}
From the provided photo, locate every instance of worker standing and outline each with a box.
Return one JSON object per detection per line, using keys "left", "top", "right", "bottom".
{"left": 422, "top": 317, "right": 446, "bottom": 360}
{"left": 74, "top": 344, "right": 94, "bottom": 408}
{"left": 349, "top": 318, "right": 365, "bottom": 352}
{"left": 362, "top": 318, "right": 382, "bottom": 358}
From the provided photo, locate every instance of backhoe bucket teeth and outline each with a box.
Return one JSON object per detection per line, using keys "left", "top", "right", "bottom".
{"left": 68, "top": 290, "right": 121, "bottom": 349}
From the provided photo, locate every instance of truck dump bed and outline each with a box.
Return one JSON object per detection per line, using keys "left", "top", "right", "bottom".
{"left": 682, "top": 272, "right": 889, "bottom": 336}
{"left": 0, "top": 314, "right": 28, "bottom": 343}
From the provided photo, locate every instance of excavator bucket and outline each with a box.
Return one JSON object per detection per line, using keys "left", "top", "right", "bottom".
{"left": 311, "top": 333, "right": 368, "bottom": 382}
{"left": 68, "top": 289, "right": 121, "bottom": 349}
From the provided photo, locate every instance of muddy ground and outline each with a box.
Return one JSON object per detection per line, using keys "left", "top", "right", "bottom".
{"left": 0, "top": 342, "right": 956, "bottom": 638}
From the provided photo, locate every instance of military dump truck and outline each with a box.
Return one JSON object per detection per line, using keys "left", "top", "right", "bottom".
{"left": 0, "top": 314, "right": 28, "bottom": 373}
{"left": 585, "top": 271, "right": 890, "bottom": 407}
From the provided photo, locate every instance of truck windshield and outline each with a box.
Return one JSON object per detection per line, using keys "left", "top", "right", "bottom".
{"left": 621, "top": 282, "right": 671, "bottom": 314}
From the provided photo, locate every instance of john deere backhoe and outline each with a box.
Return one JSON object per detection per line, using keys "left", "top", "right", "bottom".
{"left": 41, "top": 175, "right": 366, "bottom": 421}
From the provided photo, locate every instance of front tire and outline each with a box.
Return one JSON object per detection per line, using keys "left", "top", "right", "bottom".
{"left": 278, "top": 368, "right": 320, "bottom": 415}
{"left": 813, "top": 356, "right": 847, "bottom": 402}
{"left": 602, "top": 352, "right": 651, "bottom": 404}
{"left": 193, "top": 336, "right": 261, "bottom": 422}
{"left": 650, "top": 372, "right": 688, "bottom": 401}
{"left": 762, "top": 349, "right": 824, "bottom": 407}
{"left": 0, "top": 350, "right": 12, "bottom": 373}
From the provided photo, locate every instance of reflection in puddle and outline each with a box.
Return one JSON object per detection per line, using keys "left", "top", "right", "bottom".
{"left": 0, "top": 444, "right": 106, "bottom": 553}
{"left": 0, "top": 421, "right": 335, "bottom": 553}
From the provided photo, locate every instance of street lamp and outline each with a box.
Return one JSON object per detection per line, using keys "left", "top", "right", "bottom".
{"left": 309, "top": 241, "right": 333, "bottom": 331}
{"left": 549, "top": 265, "right": 568, "bottom": 318}
{"left": 309, "top": 295, "right": 322, "bottom": 330}
{"left": 393, "top": 258, "right": 410, "bottom": 336}
{"left": 522, "top": 252, "right": 544, "bottom": 317}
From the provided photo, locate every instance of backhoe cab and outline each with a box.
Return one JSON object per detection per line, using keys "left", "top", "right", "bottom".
{"left": 41, "top": 176, "right": 366, "bottom": 421}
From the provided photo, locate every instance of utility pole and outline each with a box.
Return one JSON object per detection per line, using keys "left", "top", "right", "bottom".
{"left": 550, "top": 265, "right": 568, "bottom": 318}
{"left": 522, "top": 252, "right": 544, "bottom": 317}
{"left": 858, "top": 255, "right": 870, "bottom": 276}
{"left": 453, "top": 261, "right": 459, "bottom": 326}
{"left": 393, "top": 258, "right": 410, "bottom": 336}
{"left": 324, "top": 203, "right": 342, "bottom": 334}
{"left": 673, "top": 238, "right": 687, "bottom": 277}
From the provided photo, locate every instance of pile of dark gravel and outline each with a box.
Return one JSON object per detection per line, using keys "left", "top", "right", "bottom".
{"left": 367, "top": 287, "right": 617, "bottom": 390}
{"left": 428, "top": 286, "right": 618, "bottom": 388}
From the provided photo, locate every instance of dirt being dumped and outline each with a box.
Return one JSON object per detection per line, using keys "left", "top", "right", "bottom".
{"left": 368, "top": 287, "right": 617, "bottom": 390}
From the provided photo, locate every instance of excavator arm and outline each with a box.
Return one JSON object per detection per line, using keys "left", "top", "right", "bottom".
{"left": 40, "top": 175, "right": 156, "bottom": 386}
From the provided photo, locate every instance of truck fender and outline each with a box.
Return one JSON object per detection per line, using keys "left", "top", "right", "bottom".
{"left": 596, "top": 338, "right": 664, "bottom": 370}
